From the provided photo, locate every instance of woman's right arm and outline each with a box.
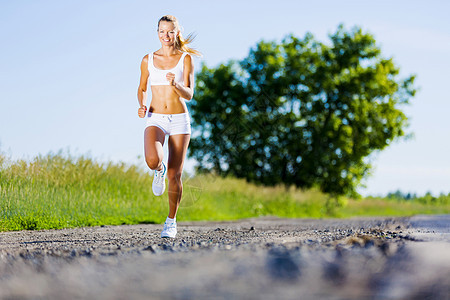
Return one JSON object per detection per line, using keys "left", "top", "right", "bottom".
{"left": 137, "top": 55, "right": 149, "bottom": 118}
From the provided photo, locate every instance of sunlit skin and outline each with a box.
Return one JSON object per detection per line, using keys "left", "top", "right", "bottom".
{"left": 137, "top": 20, "right": 194, "bottom": 219}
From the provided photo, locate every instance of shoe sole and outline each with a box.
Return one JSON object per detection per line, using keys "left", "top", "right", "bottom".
{"left": 152, "top": 184, "right": 166, "bottom": 196}
{"left": 153, "top": 190, "right": 164, "bottom": 196}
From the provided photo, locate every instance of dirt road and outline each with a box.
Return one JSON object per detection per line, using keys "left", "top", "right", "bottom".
{"left": 0, "top": 215, "right": 449, "bottom": 299}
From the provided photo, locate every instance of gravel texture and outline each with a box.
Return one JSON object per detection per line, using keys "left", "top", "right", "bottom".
{"left": 0, "top": 215, "right": 449, "bottom": 299}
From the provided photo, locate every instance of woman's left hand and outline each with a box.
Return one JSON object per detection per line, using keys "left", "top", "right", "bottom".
{"left": 166, "top": 72, "right": 176, "bottom": 86}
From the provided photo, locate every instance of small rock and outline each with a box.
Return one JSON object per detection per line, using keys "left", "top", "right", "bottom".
{"left": 266, "top": 248, "right": 301, "bottom": 281}
{"left": 142, "top": 245, "right": 156, "bottom": 253}
{"left": 70, "top": 249, "right": 77, "bottom": 257}
{"left": 161, "top": 244, "right": 173, "bottom": 252}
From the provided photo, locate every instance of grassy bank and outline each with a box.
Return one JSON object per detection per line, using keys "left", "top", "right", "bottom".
{"left": 1, "top": 153, "right": 449, "bottom": 231}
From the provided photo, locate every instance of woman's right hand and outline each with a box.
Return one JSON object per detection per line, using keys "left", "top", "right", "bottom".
{"left": 138, "top": 105, "right": 147, "bottom": 118}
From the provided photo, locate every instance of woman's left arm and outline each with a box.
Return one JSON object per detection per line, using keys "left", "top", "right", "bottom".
{"left": 167, "top": 54, "right": 194, "bottom": 100}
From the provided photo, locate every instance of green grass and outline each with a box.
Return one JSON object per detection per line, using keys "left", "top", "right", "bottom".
{"left": 1, "top": 152, "right": 449, "bottom": 231}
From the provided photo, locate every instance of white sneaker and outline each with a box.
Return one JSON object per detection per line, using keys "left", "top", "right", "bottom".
{"left": 161, "top": 221, "right": 177, "bottom": 238}
{"left": 152, "top": 161, "right": 166, "bottom": 196}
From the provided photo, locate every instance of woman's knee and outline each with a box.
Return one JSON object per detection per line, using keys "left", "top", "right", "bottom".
{"left": 167, "top": 169, "right": 182, "bottom": 183}
{"left": 145, "top": 155, "right": 162, "bottom": 170}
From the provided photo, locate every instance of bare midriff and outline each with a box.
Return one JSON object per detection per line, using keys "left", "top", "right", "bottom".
{"left": 149, "top": 86, "right": 188, "bottom": 114}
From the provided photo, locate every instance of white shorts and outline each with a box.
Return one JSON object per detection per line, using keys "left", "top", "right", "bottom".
{"left": 145, "top": 112, "right": 191, "bottom": 136}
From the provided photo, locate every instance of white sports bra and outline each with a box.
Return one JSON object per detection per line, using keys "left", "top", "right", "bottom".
{"left": 148, "top": 51, "right": 189, "bottom": 86}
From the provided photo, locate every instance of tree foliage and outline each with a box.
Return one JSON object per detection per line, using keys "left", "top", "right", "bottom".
{"left": 188, "top": 24, "right": 417, "bottom": 196}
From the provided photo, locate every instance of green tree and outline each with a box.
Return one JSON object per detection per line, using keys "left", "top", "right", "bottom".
{"left": 189, "top": 24, "right": 416, "bottom": 196}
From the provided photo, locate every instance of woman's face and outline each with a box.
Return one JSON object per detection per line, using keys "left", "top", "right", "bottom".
{"left": 158, "top": 21, "right": 178, "bottom": 46}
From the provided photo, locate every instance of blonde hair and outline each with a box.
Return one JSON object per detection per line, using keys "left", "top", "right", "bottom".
{"left": 157, "top": 15, "right": 202, "bottom": 57}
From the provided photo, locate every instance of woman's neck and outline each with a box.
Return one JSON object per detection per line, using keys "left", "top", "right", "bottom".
{"left": 158, "top": 45, "right": 180, "bottom": 56}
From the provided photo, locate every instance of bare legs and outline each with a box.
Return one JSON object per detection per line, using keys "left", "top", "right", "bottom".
{"left": 166, "top": 134, "right": 190, "bottom": 218}
{"left": 144, "top": 126, "right": 166, "bottom": 171}
{"left": 144, "top": 126, "right": 190, "bottom": 219}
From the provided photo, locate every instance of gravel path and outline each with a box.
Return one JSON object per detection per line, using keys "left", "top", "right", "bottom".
{"left": 0, "top": 215, "right": 449, "bottom": 299}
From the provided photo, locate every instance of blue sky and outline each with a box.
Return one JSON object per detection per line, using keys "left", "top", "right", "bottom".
{"left": 1, "top": 0, "right": 449, "bottom": 196}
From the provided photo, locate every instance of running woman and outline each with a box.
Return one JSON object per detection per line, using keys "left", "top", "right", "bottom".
{"left": 137, "top": 15, "right": 201, "bottom": 238}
